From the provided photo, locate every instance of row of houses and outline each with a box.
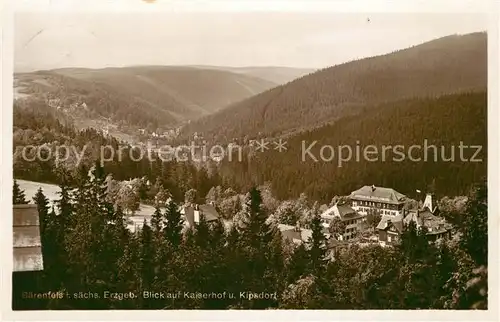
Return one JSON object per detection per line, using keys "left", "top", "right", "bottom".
{"left": 138, "top": 128, "right": 180, "bottom": 139}
{"left": 12, "top": 184, "right": 453, "bottom": 273}
{"left": 278, "top": 185, "right": 453, "bottom": 247}
{"left": 127, "top": 202, "right": 221, "bottom": 232}
{"left": 103, "top": 184, "right": 455, "bottom": 249}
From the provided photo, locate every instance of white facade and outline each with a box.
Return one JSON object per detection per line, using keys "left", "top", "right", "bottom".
{"left": 351, "top": 200, "right": 403, "bottom": 217}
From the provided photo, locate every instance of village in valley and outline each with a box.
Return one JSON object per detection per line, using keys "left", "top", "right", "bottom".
{"left": 177, "top": 184, "right": 454, "bottom": 253}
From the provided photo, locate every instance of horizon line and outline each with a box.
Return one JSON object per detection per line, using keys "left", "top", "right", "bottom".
{"left": 14, "top": 31, "right": 486, "bottom": 74}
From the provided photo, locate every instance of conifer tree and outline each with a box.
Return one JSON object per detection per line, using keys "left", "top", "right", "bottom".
{"left": 33, "top": 188, "right": 50, "bottom": 237}
{"left": 226, "top": 224, "right": 240, "bottom": 248}
{"left": 399, "top": 220, "right": 419, "bottom": 262}
{"left": 433, "top": 241, "right": 457, "bottom": 307}
{"left": 287, "top": 243, "right": 310, "bottom": 284}
{"left": 240, "top": 187, "right": 274, "bottom": 249}
{"left": 65, "top": 162, "right": 111, "bottom": 289}
{"left": 51, "top": 183, "right": 72, "bottom": 286}
{"left": 209, "top": 219, "right": 226, "bottom": 249}
{"left": 101, "top": 204, "right": 130, "bottom": 288}
{"left": 55, "top": 177, "right": 74, "bottom": 230}
{"left": 44, "top": 206, "right": 60, "bottom": 275}
{"left": 238, "top": 187, "right": 277, "bottom": 308}
{"left": 33, "top": 188, "right": 58, "bottom": 287}
{"left": 194, "top": 214, "right": 210, "bottom": 248}
{"left": 459, "top": 180, "right": 487, "bottom": 265}
{"left": 116, "top": 238, "right": 140, "bottom": 309}
{"left": 265, "top": 227, "right": 286, "bottom": 293}
{"left": 151, "top": 205, "right": 163, "bottom": 234}
{"left": 307, "top": 212, "right": 328, "bottom": 274}
{"left": 139, "top": 219, "right": 155, "bottom": 291}
{"left": 13, "top": 179, "right": 27, "bottom": 204}
{"left": 163, "top": 199, "right": 184, "bottom": 247}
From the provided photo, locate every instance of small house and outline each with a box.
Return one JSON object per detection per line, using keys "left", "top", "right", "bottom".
{"left": 277, "top": 224, "right": 312, "bottom": 245}
{"left": 320, "top": 203, "right": 366, "bottom": 241}
{"left": 181, "top": 203, "right": 221, "bottom": 229}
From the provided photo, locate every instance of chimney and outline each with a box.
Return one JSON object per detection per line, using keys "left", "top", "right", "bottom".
{"left": 295, "top": 221, "right": 301, "bottom": 232}
{"left": 371, "top": 185, "right": 376, "bottom": 192}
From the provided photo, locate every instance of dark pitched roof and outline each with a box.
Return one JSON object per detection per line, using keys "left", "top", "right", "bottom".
{"left": 198, "top": 204, "right": 220, "bottom": 222}
{"left": 321, "top": 204, "right": 363, "bottom": 221}
{"left": 13, "top": 204, "right": 44, "bottom": 272}
{"left": 376, "top": 210, "right": 452, "bottom": 236}
{"left": 278, "top": 224, "right": 312, "bottom": 244}
{"left": 404, "top": 210, "right": 452, "bottom": 234}
{"left": 280, "top": 227, "right": 302, "bottom": 242}
{"left": 386, "top": 220, "right": 404, "bottom": 234}
{"left": 182, "top": 204, "right": 220, "bottom": 228}
{"left": 376, "top": 214, "right": 404, "bottom": 233}
{"left": 350, "top": 185, "right": 406, "bottom": 205}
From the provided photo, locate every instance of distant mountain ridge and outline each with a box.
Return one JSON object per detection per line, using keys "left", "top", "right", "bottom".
{"left": 13, "top": 65, "right": 279, "bottom": 130}
{"left": 179, "top": 32, "right": 487, "bottom": 143}
{"left": 188, "top": 65, "right": 315, "bottom": 85}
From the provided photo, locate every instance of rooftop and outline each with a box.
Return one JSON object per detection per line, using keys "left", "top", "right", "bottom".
{"left": 321, "top": 203, "right": 364, "bottom": 221}
{"left": 278, "top": 224, "right": 312, "bottom": 244}
{"left": 403, "top": 209, "right": 453, "bottom": 234}
{"left": 376, "top": 214, "right": 404, "bottom": 233}
{"left": 350, "top": 185, "right": 406, "bottom": 205}
{"left": 182, "top": 204, "right": 220, "bottom": 228}
{"left": 198, "top": 204, "right": 220, "bottom": 221}
{"left": 376, "top": 209, "right": 453, "bottom": 235}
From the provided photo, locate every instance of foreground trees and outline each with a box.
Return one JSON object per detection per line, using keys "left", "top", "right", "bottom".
{"left": 14, "top": 173, "right": 488, "bottom": 310}
{"left": 13, "top": 180, "right": 28, "bottom": 204}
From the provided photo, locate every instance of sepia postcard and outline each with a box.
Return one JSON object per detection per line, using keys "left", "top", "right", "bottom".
{"left": 2, "top": 0, "right": 499, "bottom": 321}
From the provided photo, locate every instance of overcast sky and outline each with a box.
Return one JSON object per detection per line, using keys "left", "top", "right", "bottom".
{"left": 14, "top": 12, "right": 487, "bottom": 72}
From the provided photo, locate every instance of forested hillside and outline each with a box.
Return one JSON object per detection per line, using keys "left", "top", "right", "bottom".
{"left": 217, "top": 91, "right": 487, "bottom": 202}
{"left": 180, "top": 32, "right": 487, "bottom": 142}
{"left": 14, "top": 66, "right": 277, "bottom": 130}
{"left": 13, "top": 102, "right": 220, "bottom": 202}
{"left": 13, "top": 91, "right": 487, "bottom": 203}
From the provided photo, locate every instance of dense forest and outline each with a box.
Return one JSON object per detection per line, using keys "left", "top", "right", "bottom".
{"left": 12, "top": 166, "right": 487, "bottom": 310}
{"left": 179, "top": 32, "right": 487, "bottom": 142}
{"left": 13, "top": 90, "right": 487, "bottom": 203}
{"left": 217, "top": 91, "right": 487, "bottom": 202}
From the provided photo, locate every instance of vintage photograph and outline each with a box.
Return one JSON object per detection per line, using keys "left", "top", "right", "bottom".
{"left": 11, "top": 9, "right": 488, "bottom": 311}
